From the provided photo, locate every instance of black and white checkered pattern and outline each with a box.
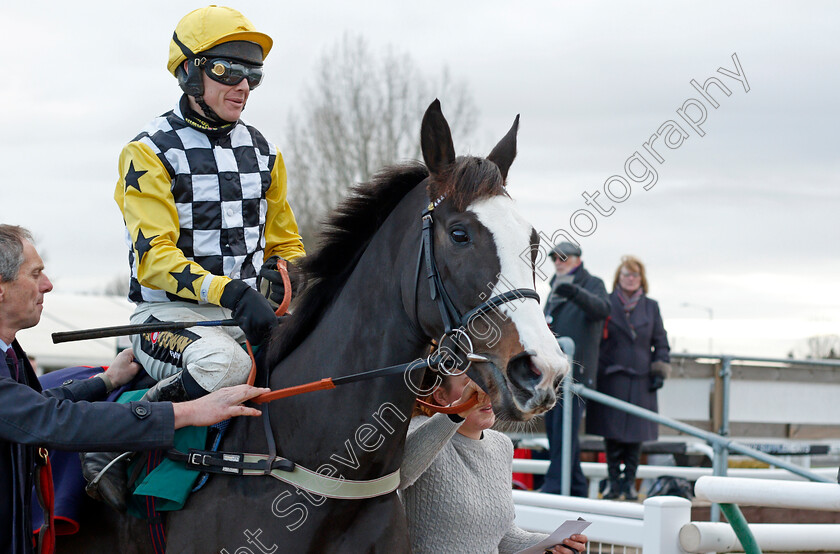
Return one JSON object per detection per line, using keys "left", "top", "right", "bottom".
{"left": 126, "top": 102, "right": 275, "bottom": 304}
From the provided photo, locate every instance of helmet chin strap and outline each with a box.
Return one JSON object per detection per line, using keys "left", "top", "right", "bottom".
{"left": 193, "top": 94, "right": 228, "bottom": 125}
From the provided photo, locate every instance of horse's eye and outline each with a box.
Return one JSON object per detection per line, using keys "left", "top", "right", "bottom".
{"left": 450, "top": 228, "right": 470, "bottom": 244}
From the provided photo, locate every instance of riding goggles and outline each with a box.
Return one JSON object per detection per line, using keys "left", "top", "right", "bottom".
{"left": 202, "top": 58, "right": 264, "bottom": 89}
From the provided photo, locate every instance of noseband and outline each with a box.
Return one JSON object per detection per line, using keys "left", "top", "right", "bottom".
{"left": 415, "top": 197, "right": 540, "bottom": 375}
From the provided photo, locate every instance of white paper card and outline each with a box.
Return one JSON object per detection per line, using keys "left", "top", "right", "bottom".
{"left": 513, "top": 519, "right": 592, "bottom": 554}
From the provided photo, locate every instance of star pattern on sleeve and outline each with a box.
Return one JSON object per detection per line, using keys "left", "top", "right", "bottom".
{"left": 170, "top": 265, "right": 202, "bottom": 295}
{"left": 134, "top": 228, "right": 158, "bottom": 265}
{"left": 124, "top": 161, "right": 148, "bottom": 192}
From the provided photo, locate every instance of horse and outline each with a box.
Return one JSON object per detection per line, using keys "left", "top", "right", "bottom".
{"left": 60, "top": 100, "right": 568, "bottom": 553}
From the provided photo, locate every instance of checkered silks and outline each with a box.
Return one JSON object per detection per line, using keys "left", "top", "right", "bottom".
{"left": 125, "top": 104, "right": 275, "bottom": 304}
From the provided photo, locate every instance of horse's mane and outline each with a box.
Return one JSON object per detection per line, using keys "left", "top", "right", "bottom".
{"left": 266, "top": 155, "right": 508, "bottom": 366}
{"left": 266, "top": 162, "right": 429, "bottom": 364}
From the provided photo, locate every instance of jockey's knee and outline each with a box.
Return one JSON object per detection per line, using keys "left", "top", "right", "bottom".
{"left": 184, "top": 338, "right": 252, "bottom": 392}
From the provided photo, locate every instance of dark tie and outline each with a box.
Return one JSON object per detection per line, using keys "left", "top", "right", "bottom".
{"left": 5, "top": 347, "right": 20, "bottom": 382}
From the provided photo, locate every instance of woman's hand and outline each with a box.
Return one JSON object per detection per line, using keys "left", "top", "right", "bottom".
{"left": 452, "top": 379, "right": 490, "bottom": 418}
{"left": 545, "top": 533, "right": 588, "bottom": 554}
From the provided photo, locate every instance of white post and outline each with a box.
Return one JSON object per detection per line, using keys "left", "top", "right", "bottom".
{"left": 642, "top": 496, "right": 692, "bottom": 554}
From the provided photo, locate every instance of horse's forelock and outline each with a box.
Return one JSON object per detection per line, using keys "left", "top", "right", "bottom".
{"left": 428, "top": 156, "right": 508, "bottom": 211}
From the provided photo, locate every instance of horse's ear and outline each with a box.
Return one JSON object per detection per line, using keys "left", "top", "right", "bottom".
{"left": 487, "top": 114, "right": 520, "bottom": 183}
{"left": 421, "top": 99, "right": 456, "bottom": 180}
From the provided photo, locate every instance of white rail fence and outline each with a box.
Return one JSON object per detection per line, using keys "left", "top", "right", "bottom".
{"left": 512, "top": 459, "right": 839, "bottom": 499}
{"left": 512, "top": 491, "right": 687, "bottom": 553}
{"left": 512, "top": 474, "right": 840, "bottom": 552}
{"left": 680, "top": 476, "right": 840, "bottom": 553}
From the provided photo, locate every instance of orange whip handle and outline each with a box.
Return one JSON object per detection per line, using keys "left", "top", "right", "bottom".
{"left": 252, "top": 378, "right": 336, "bottom": 404}
{"left": 274, "top": 258, "right": 292, "bottom": 317}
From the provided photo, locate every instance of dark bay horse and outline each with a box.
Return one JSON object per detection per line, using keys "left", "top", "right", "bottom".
{"left": 60, "top": 100, "right": 567, "bottom": 552}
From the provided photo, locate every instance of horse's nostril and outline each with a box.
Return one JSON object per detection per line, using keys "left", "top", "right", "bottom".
{"left": 530, "top": 361, "right": 542, "bottom": 377}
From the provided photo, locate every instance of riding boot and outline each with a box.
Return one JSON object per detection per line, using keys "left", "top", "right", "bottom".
{"left": 621, "top": 442, "right": 642, "bottom": 501}
{"left": 603, "top": 439, "right": 623, "bottom": 500}
{"left": 81, "top": 372, "right": 192, "bottom": 512}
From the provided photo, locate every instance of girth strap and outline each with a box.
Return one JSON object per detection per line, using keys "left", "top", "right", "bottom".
{"left": 166, "top": 448, "right": 295, "bottom": 475}
{"left": 166, "top": 449, "right": 400, "bottom": 500}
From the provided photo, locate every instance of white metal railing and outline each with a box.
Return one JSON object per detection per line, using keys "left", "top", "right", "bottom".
{"left": 511, "top": 475, "right": 840, "bottom": 552}
{"left": 512, "top": 492, "right": 691, "bottom": 553}
{"left": 693, "top": 476, "right": 840, "bottom": 510}
{"left": 679, "top": 523, "right": 840, "bottom": 553}
{"left": 678, "top": 476, "right": 840, "bottom": 552}
{"left": 512, "top": 459, "right": 839, "bottom": 498}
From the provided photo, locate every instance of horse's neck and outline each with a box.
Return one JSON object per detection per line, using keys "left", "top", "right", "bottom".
{"left": 259, "top": 187, "right": 429, "bottom": 478}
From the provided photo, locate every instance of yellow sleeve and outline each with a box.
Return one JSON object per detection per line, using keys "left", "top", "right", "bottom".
{"left": 114, "top": 141, "right": 229, "bottom": 304}
{"left": 264, "top": 148, "right": 306, "bottom": 262}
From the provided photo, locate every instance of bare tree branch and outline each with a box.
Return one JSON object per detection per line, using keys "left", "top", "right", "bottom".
{"left": 802, "top": 334, "right": 840, "bottom": 359}
{"left": 284, "top": 33, "right": 478, "bottom": 245}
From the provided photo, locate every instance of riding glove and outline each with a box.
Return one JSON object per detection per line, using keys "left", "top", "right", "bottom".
{"left": 259, "top": 255, "right": 301, "bottom": 308}
{"left": 220, "top": 279, "right": 278, "bottom": 345}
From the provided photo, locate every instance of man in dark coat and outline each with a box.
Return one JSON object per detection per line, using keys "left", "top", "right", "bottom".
{"left": 0, "top": 224, "right": 266, "bottom": 554}
{"left": 540, "top": 242, "right": 610, "bottom": 497}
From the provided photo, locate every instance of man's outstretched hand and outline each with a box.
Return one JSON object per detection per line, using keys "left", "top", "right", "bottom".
{"left": 173, "top": 384, "right": 269, "bottom": 429}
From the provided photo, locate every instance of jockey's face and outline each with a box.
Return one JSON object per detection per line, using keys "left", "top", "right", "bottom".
{"left": 184, "top": 58, "right": 252, "bottom": 123}
{"left": 200, "top": 72, "right": 251, "bottom": 122}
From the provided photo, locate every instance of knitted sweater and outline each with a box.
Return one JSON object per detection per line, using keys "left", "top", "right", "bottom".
{"left": 399, "top": 414, "right": 547, "bottom": 553}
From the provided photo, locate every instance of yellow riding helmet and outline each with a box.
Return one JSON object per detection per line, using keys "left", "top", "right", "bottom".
{"left": 167, "top": 5, "right": 273, "bottom": 76}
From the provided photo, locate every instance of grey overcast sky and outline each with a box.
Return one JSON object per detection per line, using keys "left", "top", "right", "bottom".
{"left": 2, "top": 1, "right": 838, "bottom": 357}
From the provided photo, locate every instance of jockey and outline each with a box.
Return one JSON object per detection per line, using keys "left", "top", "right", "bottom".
{"left": 83, "top": 5, "right": 305, "bottom": 511}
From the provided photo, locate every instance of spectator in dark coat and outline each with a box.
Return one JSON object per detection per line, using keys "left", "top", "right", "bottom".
{"left": 0, "top": 225, "right": 267, "bottom": 554}
{"left": 586, "top": 255, "right": 671, "bottom": 501}
{"left": 541, "top": 242, "right": 610, "bottom": 497}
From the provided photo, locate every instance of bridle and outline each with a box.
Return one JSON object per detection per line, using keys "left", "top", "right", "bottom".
{"left": 413, "top": 196, "right": 541, "bottom": 377}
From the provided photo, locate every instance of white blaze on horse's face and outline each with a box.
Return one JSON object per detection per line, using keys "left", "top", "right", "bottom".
{"left": 468, "top": 195, "right": 569, "bottom": 390}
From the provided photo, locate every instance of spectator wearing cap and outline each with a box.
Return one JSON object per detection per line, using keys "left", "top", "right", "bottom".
{"left": 541, "top": 242, "right": 610, "bottom": 497}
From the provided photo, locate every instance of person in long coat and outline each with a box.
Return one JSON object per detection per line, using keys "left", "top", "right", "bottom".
{"left": 541, "top": 242, "right": 610, "bottom": 497}
{"left": 586, "top": 255, "right": 670, "bottom": 500}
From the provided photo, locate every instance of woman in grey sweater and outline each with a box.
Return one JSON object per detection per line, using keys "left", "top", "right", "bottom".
{"left": 399, "top": 372, "right": 588, "bottom": 554}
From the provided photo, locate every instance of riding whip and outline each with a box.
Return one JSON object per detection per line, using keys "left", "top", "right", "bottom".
{"left": 51, "top": 319, "right": 239, "bottom": 344}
